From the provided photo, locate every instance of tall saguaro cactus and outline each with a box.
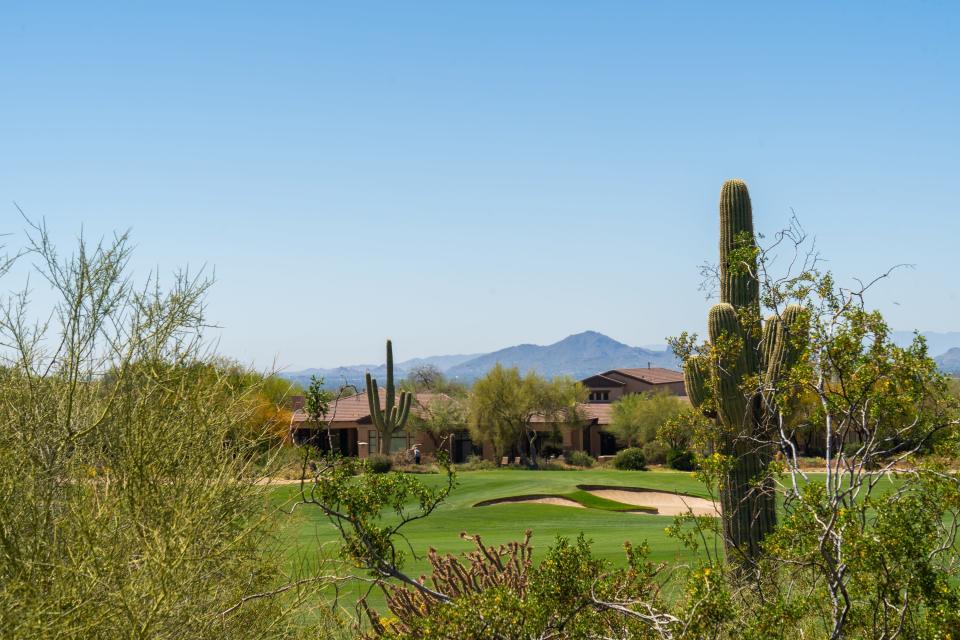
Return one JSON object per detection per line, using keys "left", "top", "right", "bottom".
{"left": 684, "top": 179, "right": 807, "bottom": 562}
{"left": 366, "top": 340, "right": 412, "bottom": 455}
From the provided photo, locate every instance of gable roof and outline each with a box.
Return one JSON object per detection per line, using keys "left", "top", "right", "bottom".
{"left": 290, "top": 390, "right": 449, "bottom": 425}
{"left": 580, "top": 374, "right": 626, "bottom": 388}
{"left": 603, "top": 367, "right": 684, "bottom": 385}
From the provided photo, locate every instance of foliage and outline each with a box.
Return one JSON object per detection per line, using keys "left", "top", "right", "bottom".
{"left": 609, "top": 391, "right": 688, "bottom": 448}
{"left": 612, "top": 447, "right": 647, "bottom": 471}
{"left": 406, "top": 394, "right": 468, "bottom": 450}
{"left": 455, "top": 454, "right": 497, "bottom": 471}
{"left": 656, "top": 409, "right": 707, "bottom": 453}
{"left": 468, "top": 364, "right": 585, "bottom": 468}
{"left": 367, "top": 454, "right": 394, "bottom": 474}
{"left": 368, "top": 533, "right": 673, "bottom": 640}
{"left": 401, "top": 364, "right": 467, "bottom": 397}
{"left": 0, "top": 223, "right": 329, "bottom": 639}
{"left": 665, "top": 448, "right": 697, "bottom": 471}
{"left": 641, "top": 440, "right": 669, "bottom": 465}
{"left": 564, "top": 450, "right": 596, "bottom": 468}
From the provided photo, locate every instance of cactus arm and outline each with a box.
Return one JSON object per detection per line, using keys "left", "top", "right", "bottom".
{"left": 708, "top": 302, "right": 748, "bottom": 433}
{"left": 396, "top": 391, "right": 412, "bottom": 427}
{"left": 366, "top": 374, "right": 384, "bottom": 429}
{"left": 684, "top": 354, "right": 710, "bottom": 411}
{"left": 760, "top": 314, "right": 781, "bottom": 376}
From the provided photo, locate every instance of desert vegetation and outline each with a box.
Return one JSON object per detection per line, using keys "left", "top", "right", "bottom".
{"left": 5, "top": 180, "right": 960, "bottom": 640}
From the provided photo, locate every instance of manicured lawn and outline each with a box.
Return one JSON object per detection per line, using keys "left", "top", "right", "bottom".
{"left": 270, "top": 468, "right": 719, "bottom": 610}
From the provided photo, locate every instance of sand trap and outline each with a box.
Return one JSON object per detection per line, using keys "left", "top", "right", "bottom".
{"left": 474, "top": 494, "right": 586, "bottom": 509}
{"left": 578, "top": 485, "right": 719, "bottom": 517}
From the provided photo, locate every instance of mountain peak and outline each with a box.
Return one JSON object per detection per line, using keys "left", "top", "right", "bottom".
{"left": 281, "top": 331, "right": 680, "bottom": 388}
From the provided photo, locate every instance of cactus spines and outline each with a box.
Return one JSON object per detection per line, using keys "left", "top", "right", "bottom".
{"left": 719, "top": 179, "right": 760, "bottom": 316}
{"left": 683, "top": 355, "right": 710, "bottom": 412}
{"left": 707, "top": 303, "right": 749, "bottom": 432}
{"left": 682, "top": 180, "right": 809, "bottom": 563}
{"left": 365, "top": 340, "right": 412, "bottom": 455}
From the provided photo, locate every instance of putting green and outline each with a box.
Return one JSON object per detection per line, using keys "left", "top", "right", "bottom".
{"left": 270, "top": 468, "right": 720, "bottom": 611}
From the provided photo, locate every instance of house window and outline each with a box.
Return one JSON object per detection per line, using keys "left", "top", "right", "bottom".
{"left": 367, "top": 430, "right": 410, "bottom": 454}
{"left": 589, "top": 390, "right": 610, "bottom": 402}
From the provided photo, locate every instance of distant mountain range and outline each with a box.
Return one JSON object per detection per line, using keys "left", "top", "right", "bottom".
{"left": 892, "top": 331, "right": 960, "bottom": 376}
{"left": 935, "top": 348, "right": 960, "bottom": 375}
{"left": 280, "top": 329, "right": 960, "bottom": 389}
{"left": 280, "top": 331, "right": 680, "bottom": 389}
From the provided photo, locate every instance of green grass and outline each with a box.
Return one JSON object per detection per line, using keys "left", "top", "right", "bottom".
{"left": 270, "top": 468, "right": 718, "bottom": 610}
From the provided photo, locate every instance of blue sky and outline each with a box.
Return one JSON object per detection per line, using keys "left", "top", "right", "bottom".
{"left": 2, "top": 2, "right": 958, "bottom": 369}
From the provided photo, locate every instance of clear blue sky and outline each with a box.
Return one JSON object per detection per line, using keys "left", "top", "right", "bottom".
{"left": 2, "top": 2, "right": 958, "bottom": 369}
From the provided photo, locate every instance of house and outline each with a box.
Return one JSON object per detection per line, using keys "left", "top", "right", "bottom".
{"left": 580, "top": 367, "right": 685, "bottom": 403}
{"left": 289, "top": 366, "right": 688, "bottom": 463}
{"left": 289, "top": 391, "right": 480, "bottom": 462}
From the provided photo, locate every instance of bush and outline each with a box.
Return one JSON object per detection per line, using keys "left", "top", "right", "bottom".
{"left": 666, "top": 448, "right": 697, "bottom": 471}
{"left": 455, "top": 454, "right": 496, "bottom": 471}
{"left": 538, "top": 460, "right": 567, "bottom": 471}
{"left": 366, "top": 454, "right": 393, "bottom": 473}
{"left": 641, "top": 440, "right": 669, "bottom": 465}
{"left": 540, "top": 444, "right": 564, "bottom": 459}
{"left": 612, "top": 447, "right": 647, "bottom": 471}
{"left": 563, "top": 450, "right": 596, "bottom": 468}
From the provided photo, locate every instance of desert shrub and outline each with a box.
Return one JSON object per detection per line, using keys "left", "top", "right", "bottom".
{"left": 0, "top": 225, "right": 334, "bottom": 639}
{"left": 641, "top": 440, "right": 669, "bottom": 465}
{"left": 367, "top": 454, "right": 394, "bottom": 474}
{"left": 564, "top": 450, "right": 596, "bottom": 468}
{"left": 666, "top": 448, "right": 697, "bottom": 471}
{"left": 612, "top": 447, "right": 647, "bottom": 471}
{"left": 541, "top": 443, "right": 564, "bottom": 458}
{"left": 538, "top": 460, "right": 567, "bottom": 470}
{"left": 456, "top": 454, "right": 496, "bottom": 471}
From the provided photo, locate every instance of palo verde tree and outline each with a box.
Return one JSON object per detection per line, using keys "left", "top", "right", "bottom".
{"left": 468, "top": 364, "right": 584, "bottom": 468}
{"left": 675, "top": 179, "right": 809, "bottom": 562}
{"left": 365, "top": 340, "right": 412, "bottom": 455}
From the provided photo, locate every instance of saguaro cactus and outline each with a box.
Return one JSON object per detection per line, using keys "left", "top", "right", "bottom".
{"left": 366, "top": 340, "right": 412, "bottom": 455}
{"left": 684, "top": 179, "right": 806, "bottom": 562}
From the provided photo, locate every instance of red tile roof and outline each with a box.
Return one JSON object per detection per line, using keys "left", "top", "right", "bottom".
{"left": 290, "top": 390, "right": 448, "bottom": 425}
{"left": 605, "top": 368, "right": 684, "bottom": 385}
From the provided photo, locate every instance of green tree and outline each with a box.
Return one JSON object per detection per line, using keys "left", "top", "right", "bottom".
{"left": 468, "top": 365, "right": 584, "bottom": 468}
{"left": 0, "top": 222, "right": 337, "bottom": 638}
{"left": 407, "top": 394, "right": 468, "bottom": 451}
{"left": 608, "top": 391, "right": 688, "bottom": 447}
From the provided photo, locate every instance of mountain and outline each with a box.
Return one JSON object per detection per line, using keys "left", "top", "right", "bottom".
{"left": 935, "top": 348, "right": 960, "bottom": 376}
{"left": 892, "top": 331, "right": 960, "bottom": 358}
{"left": 280, "top": 353, "right": 481, "bottom": 390}
{"left": 280, "top": 331, "right": 681, "bottom": 389}
{"left": 445, "top": 331, "right": 679, "bottom": 382}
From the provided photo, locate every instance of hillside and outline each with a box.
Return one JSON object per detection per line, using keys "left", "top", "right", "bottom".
{"left": 281, "top": 331, "right": 680, "bottom": 388}
{"left": 445, "top": 331, "right": 679, "bottom": 381}
{"left": 935, "top": 347, "right": 960, "bottom": 375}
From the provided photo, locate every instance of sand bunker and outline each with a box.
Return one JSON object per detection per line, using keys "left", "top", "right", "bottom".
{"left": 474, "top": 494, "right": 586, "bottom": 509}
{"left": 578, "top": 485, "right": 719, "bottom": 517}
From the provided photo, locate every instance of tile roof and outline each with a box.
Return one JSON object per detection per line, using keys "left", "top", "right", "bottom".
{"left": 290, "top": 390, "right": 449, "bottom": 425}
{"left": 528, "top": 402, "right": 613, "bottom": 425}
{"left": 605, "top": 367, "right": 684, "bottom": 385}
{"left": 581, "top": 374, "right": 626, "bottom": 388}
